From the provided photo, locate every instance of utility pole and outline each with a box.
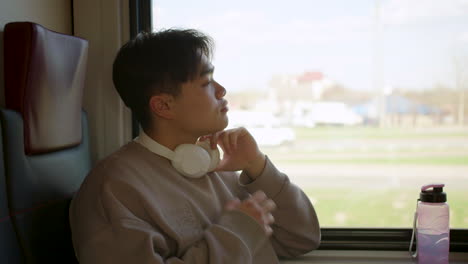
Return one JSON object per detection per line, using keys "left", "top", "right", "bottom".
{"left": 454, "top": 56, "right": 466, "bottom": 126}
{"left": 460, "top": 89, "right": 465, "bottom": 126}
{"left": 373, "top": 0, "right": 386, "bottom": 127}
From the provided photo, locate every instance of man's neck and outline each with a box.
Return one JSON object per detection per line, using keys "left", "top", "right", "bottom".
{"left": 143, "top": 127, "right": 199, "bottom": 151}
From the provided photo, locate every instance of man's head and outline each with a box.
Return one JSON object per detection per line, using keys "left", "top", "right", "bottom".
{"left": 113, "top": 29, "right": 228, "bottom": 136}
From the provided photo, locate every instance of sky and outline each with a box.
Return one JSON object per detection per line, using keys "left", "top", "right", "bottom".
{"left": 151, "top": 0, "right": 468, "bottom": 92}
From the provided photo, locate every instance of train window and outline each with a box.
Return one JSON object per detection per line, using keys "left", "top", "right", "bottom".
{"left": 150, "top": 0, "right": 468, "bottom": 231}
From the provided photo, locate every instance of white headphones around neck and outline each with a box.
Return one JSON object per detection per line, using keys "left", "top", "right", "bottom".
{"left": 135, "top": 131, "right": 220, "bottom": 178}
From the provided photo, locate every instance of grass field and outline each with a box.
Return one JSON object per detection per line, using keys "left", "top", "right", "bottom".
{"left": 262, "top": 126, "right": 468, "bottom": 228}
{"left": 303, "top": 188, "right": 468, "bottom": 228}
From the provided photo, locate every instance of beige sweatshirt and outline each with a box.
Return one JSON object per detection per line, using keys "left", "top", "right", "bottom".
{"left": 69, "top": 141, "right": 320, "bottom": 264}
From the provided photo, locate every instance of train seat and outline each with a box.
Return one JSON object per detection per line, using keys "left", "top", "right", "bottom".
{"left": 1, "top": 22, "right": 91, "bottom": 263}
{"left": 0, "top": 121, "right": 22, "bottom": 263}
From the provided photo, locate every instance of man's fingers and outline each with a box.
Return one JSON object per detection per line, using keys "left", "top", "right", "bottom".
{"left": 252, "top": 191, "right": 267, "bottom": 203}
{"left": 264, "top": 225, "right": 273, "bottom": 236}
{"left": 264, "top": 213, "right": 275, "bottom": 225}
{"left": 232, "top": 192, "right": 275, "bottom": 237}
{"left": 202, "top": 127, "right": 249, "bottom": 151}
{"left": 210, "top": 132, "right": 221, "bottom": 149}
{"left": 216, "top": 132, "right": 228, "bottom": 152}
{"left": 261, "top": 199, "right": 276, "bottom": 213}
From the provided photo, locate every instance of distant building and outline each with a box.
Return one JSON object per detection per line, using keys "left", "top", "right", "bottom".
{"left": 296, "top": 71, "right": 326, "bottom": 100}
{"left": 353, "top": 94, "right": 444, "bottom": 127}
{"left": 267, "top": 71, "right": 336, "bottom": 126}
{"left": 269, "top": 71, "right": 331, "bottom": 102}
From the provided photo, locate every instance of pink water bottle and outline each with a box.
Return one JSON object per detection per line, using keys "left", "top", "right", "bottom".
{"left": 411, "top": 184, "right": 450, "bottom": 264}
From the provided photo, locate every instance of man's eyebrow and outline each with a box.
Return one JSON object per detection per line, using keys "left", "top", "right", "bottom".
{"left": 200, "top": 65, "right": 215, "bottom": 76}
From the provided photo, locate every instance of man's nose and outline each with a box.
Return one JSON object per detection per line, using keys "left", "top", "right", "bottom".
{"left": 215, "top": 81, "right": 226, "bottom": 99}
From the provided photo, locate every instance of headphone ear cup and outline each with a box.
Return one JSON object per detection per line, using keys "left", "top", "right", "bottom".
{"left": 196, "top": 140, "right": 220, "bottom": 172}
{"left": 172, "top": 144, "right": 211, "bottom": 178}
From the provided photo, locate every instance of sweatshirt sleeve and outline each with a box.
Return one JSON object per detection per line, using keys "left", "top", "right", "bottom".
{"left": 239, "top": 156, "right": 321, "bottom": 258}
{"left": 77, "top": 178, "right": 269, "bottom": 264}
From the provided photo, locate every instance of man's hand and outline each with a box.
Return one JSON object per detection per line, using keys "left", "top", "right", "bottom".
{"left": 201, "top": 127, "right": 266, "bottom": 180}
{"left": 225, "top": 191, "right": 276, "bottom": 236}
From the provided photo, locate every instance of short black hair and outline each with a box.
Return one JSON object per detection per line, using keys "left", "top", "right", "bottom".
{"left": 112, "top": 29, "right": 214, "bottom": 130}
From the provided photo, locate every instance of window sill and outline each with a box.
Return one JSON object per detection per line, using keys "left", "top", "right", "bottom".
{"left": 280, "top": 250, "right": 468, "bottom": 264}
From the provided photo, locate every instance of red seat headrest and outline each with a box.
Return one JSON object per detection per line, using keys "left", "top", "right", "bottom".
{"left": 4, "top": 22, "right": 88, "bottom": 155}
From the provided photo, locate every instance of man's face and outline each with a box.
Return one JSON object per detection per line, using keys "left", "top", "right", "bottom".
{"left": 171, "top": 54, "right": 229, "bottom": 137}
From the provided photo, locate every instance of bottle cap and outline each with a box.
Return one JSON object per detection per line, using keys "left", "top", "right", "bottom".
{"left": 420, "top": 183, "right": 447, "bottom": 203}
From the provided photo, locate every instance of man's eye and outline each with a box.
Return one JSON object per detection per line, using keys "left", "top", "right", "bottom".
{"left": 204, "top": 80, "right": 213, "bottom": 86}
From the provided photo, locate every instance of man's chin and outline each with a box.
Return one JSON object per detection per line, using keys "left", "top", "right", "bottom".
{"left": 204, "top": 122, "right": 229, "bottom": 136}
{"left": 221, "top": 119, "right": 229, "bottom": 130}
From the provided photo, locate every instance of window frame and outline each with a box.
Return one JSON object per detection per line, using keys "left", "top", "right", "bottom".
{"left": 320, "top": 228, "right": 467, "bottom": 252}
{"left": 137, "top": 0, "right": 468, "bottom": 253}
{"left": 129, "top": 0, "right": 152, "bottom": 138}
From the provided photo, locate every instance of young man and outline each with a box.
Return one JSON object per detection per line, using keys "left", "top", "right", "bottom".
{"left": 70, "top": 29, "right": 320, "bottom": 263}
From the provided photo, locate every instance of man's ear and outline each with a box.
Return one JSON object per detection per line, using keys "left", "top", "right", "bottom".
{"left": 149, "top": 94, "right": 175, "bottom": 119}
